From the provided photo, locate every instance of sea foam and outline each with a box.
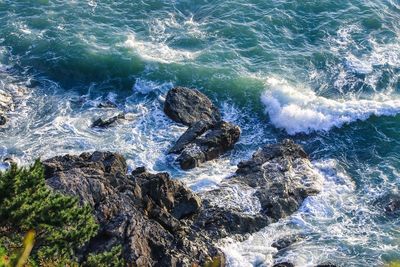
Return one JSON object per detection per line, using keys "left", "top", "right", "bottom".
{"left": 261, "top": 77, "right": 400, "bottom": 135}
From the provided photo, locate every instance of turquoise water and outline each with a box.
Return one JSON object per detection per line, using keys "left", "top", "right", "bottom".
{"left": 1, "top": 0, "right": 400, "bottom": 266}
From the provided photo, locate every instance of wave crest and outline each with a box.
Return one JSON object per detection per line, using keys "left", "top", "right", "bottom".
{"left": 262, "top": 77, "right": 400, "bottom": 135}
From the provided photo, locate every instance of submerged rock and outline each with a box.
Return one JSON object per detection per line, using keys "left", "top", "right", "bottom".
{"left": 97, "top": 100, "right": 117, "bottom": 109}
{"left": 164, "top": 87, "right": 221, "bottom": 127}
{"left": 92, "top": 113, "right": 125, "bottom": 128}
{"left": 43, "top": 152, "right": 222, "bottom": 267}
{"left": 164, "top": 87, "right": 240, "bottom": 169}
{"left": 271, "top": 234, "right": 305, "bottom": 251}
{"left": 376, "top": 193, "right": 400, "bottom": 215}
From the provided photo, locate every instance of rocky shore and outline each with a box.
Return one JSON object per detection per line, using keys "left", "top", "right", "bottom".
{"left": 18, "top": 87, "right": 324, "bottom": 266}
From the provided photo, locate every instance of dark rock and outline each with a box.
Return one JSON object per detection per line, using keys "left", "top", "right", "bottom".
{"left": 132, "top": 166, "right": 147, "bottom": 176}
{"left": 233, "top": 139, "right": 322, "bottom": 220}
{"left": 177, "top": 121, "right": 241, "bottom": 170}
{"left": 315, "top": 264, "right": 337, "bottom": 267}
{"left": 164, "top": 87, "right": 221, "bottom": 127}
{"left": 273, "top": 263, "right": 294, "bottom": 267}
{"left": 271, "top": 234, "right": 304, "bottom": 250}
{"left": 0, "top": 114, "right": 6, "bottom": 126}
{"left": 168, "top": 120, "right": 210, "bottom": 154}
{"left": 164, "top": 87, "right": 241, "bottom": 170}
{"left": 193, "top": 202, "right": 270, "bottom": 239}
{"left": 194, "top": 139, "right": 322, "bottom": 238}
{"left": 92, "top": 113, "right": 125, "bottom": 128}
{"left": 43, "top": 152, "right": 221, "bottom": 267}
{"left": 97, "top": 100, "right": 117, "bottom": 109}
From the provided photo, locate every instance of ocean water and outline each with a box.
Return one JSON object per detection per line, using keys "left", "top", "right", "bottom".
{"left": 0, "top": 0, "right": 400, "bottom": 266}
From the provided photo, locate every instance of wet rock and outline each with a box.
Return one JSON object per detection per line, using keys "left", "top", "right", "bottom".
{"left": 97, "top": 100, "right": 117, "bottom": 109}
{"left": 194, "top": 139, "right": 323, "bottom": 238}
{"left": 315, "top": 264, "right": 338, "bottom": 267}
{"left": 233, "top": 139, "right": 322, "bottom": 221}
{"left": 43, "top": 152, "right": 222, "bottom": 266}
{"left": 273, "top": 263, "right": 294, "bottom": 267}
{"left": 168, "top": 120, "right": 210, "bottom": 154}
{"left": 271, "top": 234, "right": 304, "bottom": 250}
{"left": 92, "top": 113, "right": 125, "bottom": 128}
{"left": 164, "top": 87, "right": 241, "bottom": 170}
{"left": 0, "top": 114, "right": 6, "bottom": 126}
{"left": 164, "top": 87, "right": 221, "bottom": 127}
{"left": 177, "top": 121, "right": 241, "bottom": 170}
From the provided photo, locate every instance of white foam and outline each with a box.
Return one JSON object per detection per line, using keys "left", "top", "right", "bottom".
{"left": 222, "top": 159, "right": 356, "bottom": 267}
{"left": 124, "top": 33, "right": 200, "bottom": 63}
{"left": 133, "top": 79, "right": 173, "bottom": 94}
{"left": 261, "top": 77, "right": 400, "bottom": 135}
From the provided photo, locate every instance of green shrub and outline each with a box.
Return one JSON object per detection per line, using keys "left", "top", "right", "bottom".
{"left": 0, "top": 160, "right": 99, "bottom": 264}
{"left": 84, "top": 245, "right": 125, "bottom": 267}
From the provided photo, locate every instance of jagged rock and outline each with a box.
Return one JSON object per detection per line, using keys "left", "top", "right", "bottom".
{"left": 168, "top": 120, "right": 210, "bottom": 154}
{"left": 41, "top": 140, "right": 322, "bottom": 265}
{"left": 164, "top": 87, "right": 240, "bottom": 170}
{"left": 177, "top": 121, "right": 241, "bottom": 170}
{"left": 233, "top": 139, "right": 322, "bottom": 220}
{"left": 43, "top": 152, "right": 222, "bottom": 267}
{"left": 164, "top": 87, "right": 221, "bottom": 127}
{"left": 92, "top": 113, "right": 125, "bottom": 128}
{"left": 194, "top": 139, "right": 323, "bottom": 239}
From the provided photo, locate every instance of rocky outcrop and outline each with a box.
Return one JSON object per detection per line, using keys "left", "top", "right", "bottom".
{"left": 41, "top": 139, "right": 322, "bottom": 266}
{"left": 43, "top": 152, "right": 222, "bottom": 267}
{"left": 164, "top": 87, "right": 221, "bottom": 127}
{"left": 194, "top": 139, "right": 323, "bottom": 239}
{"left": 164, "top": 87, "right": 240, "bottom": 170}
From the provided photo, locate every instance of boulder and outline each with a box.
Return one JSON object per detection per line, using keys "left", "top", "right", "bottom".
{"left": 43, "top": 152, "right": 222, "bottom": 267}
{"left": 92, "top": 113, "right": 125, "bottom": 128}
{"left": 164, "top": 87, "right": 221, "bottom": 127}
{"left": 164, "top": 87, "right": 241, "bottom": 170}
{"left": 177, "top": 121, "right": 240, "bottom": 170}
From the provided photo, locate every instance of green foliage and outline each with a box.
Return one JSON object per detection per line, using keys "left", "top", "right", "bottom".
{"left": 0, "top": 160, "right": 99, "bottom": 263}
{"left": 84, "top": 245, "right": 125, "bottom": 267}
